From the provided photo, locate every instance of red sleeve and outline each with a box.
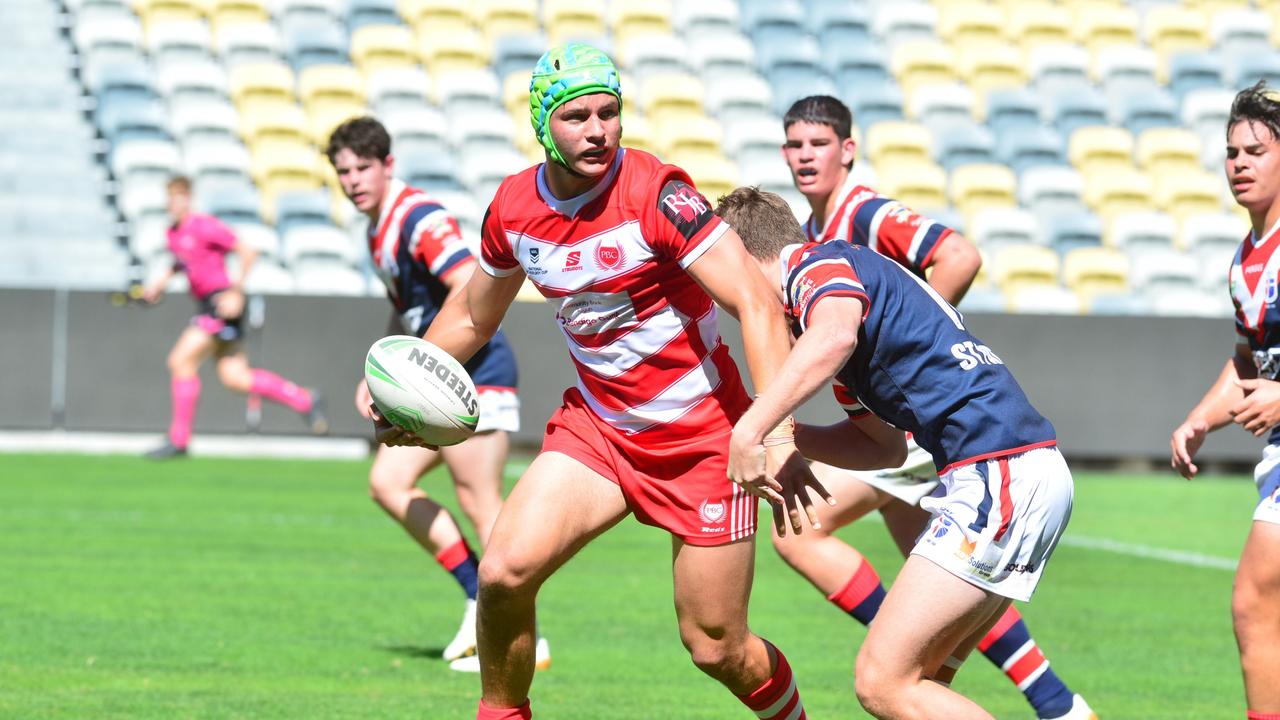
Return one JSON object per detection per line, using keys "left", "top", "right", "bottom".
{"left": 645, "top": 166, "right": 727, "bottom": 267}
{"left": 478, "top": 198, "right": 520, "bottom": 277}
{"left": 832, "top": 382, "right": 870, "bottom": 418}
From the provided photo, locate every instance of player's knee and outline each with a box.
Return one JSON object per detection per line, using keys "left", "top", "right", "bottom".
{"left": 853, "top": 648, "right": 899, "bottom": 716}
{"left": 678, "top": 626, "right": 747, "bottom": 681}
{"left": 1231, "top": 575, "right": 1270, "bottom": 638}
{"left": 477, "top": 548, "right": 540, "bottom": 601}
{"left": 216, "top": 364, "right": 250, "bottom": 392}
{"left": 367, "top": 468, "right": 410, "bottom": 508}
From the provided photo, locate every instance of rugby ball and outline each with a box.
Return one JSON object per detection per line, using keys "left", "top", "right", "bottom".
{"left": 363, "top": 335, "right": 479, "bottom": 446}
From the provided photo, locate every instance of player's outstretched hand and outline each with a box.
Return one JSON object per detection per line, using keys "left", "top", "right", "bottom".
{"left": 368, "top": 404, "right": 436, "bottom": 449}
{"left": 728, "top": 432, "right": 786, "bottom": 506}
{"left": 142, "top": 283, "right": 164, "bottom": 304}
{"left": 1170, "top": 418, "right": 1208, "bottom": 480}
{"left": 766, "top": 444, "right": 834, "bottom": 537}
{"left": 1230, "top": 378, "right": 1280, "bottom": 437}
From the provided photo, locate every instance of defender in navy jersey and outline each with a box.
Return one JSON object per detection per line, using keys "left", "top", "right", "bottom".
{"left": 719, "top": 188, "right": 1074, "bottom": 720}
{"left": 1170, "top": 82, "right": 1280, "bottom": 716}
{"left": 327, "top": 117, "right": 539, "bottom": 671}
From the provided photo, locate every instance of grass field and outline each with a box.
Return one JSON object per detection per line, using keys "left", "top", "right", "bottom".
{"left": 0, "top": 452, "right": 1258, "bottom": 718}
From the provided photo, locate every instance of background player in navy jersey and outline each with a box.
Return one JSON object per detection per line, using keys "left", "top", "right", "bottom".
{"left": 718, "top": 187, "right": 1075, "bottom": 720}
{"left": 1171, "top": 81, "right": 1280, "bottom": 719}
{"left": 326, "top": 117, "right": 542, "bottom": 670}
{"left": 774, "top": 96, "right": 1093, "bottom": 719}
{"left": 143, "top": 175, "right": 327, "bottom": 459}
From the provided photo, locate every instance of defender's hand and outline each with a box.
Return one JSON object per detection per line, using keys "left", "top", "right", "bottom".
{"left": 1231, "top": 378, "right": 1280, "bottom": 437}
{"left": 1170, "top": 418, "right": 1208, "bottom": 480}
{"left": 728, "top": 430, "right": 785, "bottom": 506}
{"left": 765, "top": 442, "right": 834, "bottom": 537}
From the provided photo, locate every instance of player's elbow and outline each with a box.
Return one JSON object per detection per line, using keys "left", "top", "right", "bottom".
{"left": 942, "top": 234, "right": 982, "bottom": 280}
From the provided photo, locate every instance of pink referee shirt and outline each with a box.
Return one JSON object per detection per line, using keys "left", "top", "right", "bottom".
{"left": 167, "top": 213, "right": 236, "bottom": 300}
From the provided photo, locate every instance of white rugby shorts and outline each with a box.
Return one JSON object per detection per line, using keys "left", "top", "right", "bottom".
{"left": 912, "top": 446, "right": 1074, "bottom": 602}
{"left": 476, "top": 387, "right": 520, "bottom": 434}
{"left": 846, "top": 435, "right": 940, "bottom": 506}
{"left": 1252, "top": 443, "right": 1280, "bottom": 525}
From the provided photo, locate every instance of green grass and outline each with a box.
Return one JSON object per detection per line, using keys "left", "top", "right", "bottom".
{"left": 0, "top": 454, "right": 1259, "bottom": 718}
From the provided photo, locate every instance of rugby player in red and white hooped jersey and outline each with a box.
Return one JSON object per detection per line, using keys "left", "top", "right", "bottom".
{"left": 717, "top": 186, "right": 1075, "bottom": 720}
{"left": 372, "top": 44, "right": 826, "bottom": 720}
{"left": 775, "top": 96, "right": 1095, "bottom": 720}
{"left": 1172, "top": 81, "right": 1280, "bottom": 720}
{"left": 326, "top": 117, "right": 536, "bottom": 670}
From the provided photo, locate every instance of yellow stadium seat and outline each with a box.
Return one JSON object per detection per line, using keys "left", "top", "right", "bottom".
{"left": 542, "top": 0, "right": 607, "bottom": 44}
{"left": 298, "top": 65, "right": 366, "bottom": 110}
{"left": 416, "top": 27, "right": 489, "bottom": 73}
{"left": 1144, "top": 5, "right": 1209, "bottom": 73}
{"left": 136, "top": 0, "right": 205, "bottom": 25}
{"left": 611, "top": 0, "right": 673, "bottom": 38}
{"left": 1083, "top": 167, "right": 1153, "bottom": 219}
{"left": 229, "top": 62, "right": 295, "bottom": 106}
{"left": 672, "top": 153, "right": 738, "bottom": 203}
{"left": 991, "top": 244, "right": 1061, "bottom": 294}
{"left": 208, "top": 0, "right": 267, "bottom": 27}
{"left": 621, "top": 114, "right": 659, "bottom": 157}
{"left": 641, "top": 74, "right": 705, "bottom": 126}
{"left": 950, "top": 164, "right": 1017, "bottom": 218}
{"left": 1005, "top": 2, "right": 1071, "bottom": 50}
{"left": 1187, "top": 0, "right": 1251, "bottom": 16}
{"left": 938, "top": 2, "right": 1004, "bottom": 47}
{"left": 891, "top": 41, "right": 957, "bottom": 96}
{"left": 351, "top": 25, "right": 419, "bottom": 72}
{"left": 866, "top": 121, "right": 932, "bottom": 167}
{"left": 1135, "top": 128, "right": 1203, "bottom": 176}
{"left": 1063, "top": 246, "right": 1129, "bottom": 302}
{"left": 503, "top": 70, "right": 531, "bottom": 115}
{"left": 657, "top": 115, "right": 722, "bottom": 157}
{"left": 1154, "top": 170, "right": 1224, "bottom": 220}
{"left": 250, "top": 139, "right": 320, "bottom": 187}
{"left": 1072, "top": 3, "right": 1139, "bottom": 52}
{"left": 400, "top": 0, "right": 472, "bottom": 32}
{"left": 877, "top": 161, "right": 948, "bottom": 212}
{"left": 238, "top": 100, "right": 309, "bottom": 146}
{"left": 957, "top": 42, "right": 1026, "bottom": 97}
{"left": 474, "top": 0, "right": 539, "bottom": 40}
{"left": 308, "top": 103, "right": 370, "bottom": 145}
{"left": 1068, "top": 126, "right": 1134, "bottom": 176}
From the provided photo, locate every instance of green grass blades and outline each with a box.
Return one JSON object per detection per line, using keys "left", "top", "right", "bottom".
{"left": 0, "top": 454, "right": 1258, "bottom": 718}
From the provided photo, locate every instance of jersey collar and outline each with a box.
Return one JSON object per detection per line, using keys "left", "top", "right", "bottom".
{"left": 1251, "top": 215, "right": 1280, "bottom": 249}
{"left": 372, "top": 178, "right": 408, "bottom": 235}
{"left": 536, "top": 148, "right": 625, "bottom": 219}
{"left": 805, "top": 170, "right": 858, "bottom": 240}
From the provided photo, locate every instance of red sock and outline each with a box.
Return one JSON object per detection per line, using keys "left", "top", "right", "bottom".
{"left": 738, "top": 641, "right": 806, "bottom": 719}
{"left": 827, "top": 559, "right": 887, "bottom": 626}
{"left": 249, "top": 369, "right": 312, "bottom": 413}
{"left": 1247, "top": 712, "right": 1280, "bottom": 719}
{"left": 169, "top": 376, "right": 200, "bottom": 448}
{"left": 476, "top": 699, "right": 531, "bottom": 719}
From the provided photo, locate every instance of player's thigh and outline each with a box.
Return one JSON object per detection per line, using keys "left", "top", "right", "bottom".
{"left": 213, "top": 350, "right": 252, "bottom": 389}
{"left": 369, "top": 443, "right": 442, "bottom": 493}
{"left": 809, "top": 461, "right": 895, "bottom": 529}
{"left": 481, "top": 450, "right": 629, "bottom": 588}
{"left": 442, "top": 430, "right": 509, "bottom": 498}
{"left": 671, "top": 536, "right": 755, "bottom": 638}
{"left": 859, "top": 554, "right": 1007, "bottom": 680}
{"left": 880, "top": 498, "right": 932, "bottom": 558}
{"left": 168, "top": 326, "right": 215, "bottom": 371}
{"left": 1236, "top": 521, "right": 1280, "bottom": 610}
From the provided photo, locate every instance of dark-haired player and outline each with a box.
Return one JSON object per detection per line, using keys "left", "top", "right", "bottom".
{"left": 719, "top": 186, "right": 1075, "bottom": 720}
{"left": 1172, "top": 80, "right": 1280, "bottom": 719}
{"left": 143, "top": 175, "right": 326, "bottom": 459}
{"left": 326, "top": 117, "right": 535, "bottom": 670}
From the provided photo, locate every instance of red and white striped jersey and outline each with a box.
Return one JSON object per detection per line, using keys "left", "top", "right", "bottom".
{"left": 803, "top": 173, "right": 954, "bottom": 275}
{"left": 479, "top": 148, "right": 749, "bottom": 441}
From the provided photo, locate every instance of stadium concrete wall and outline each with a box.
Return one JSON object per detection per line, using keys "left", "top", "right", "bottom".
{"left": 0, "top": 288, "right": 1259, "bottom": 464}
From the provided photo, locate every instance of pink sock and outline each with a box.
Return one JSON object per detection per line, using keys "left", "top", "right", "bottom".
{"left": 169, "top": 376, "right": 201, "bottom": 448}
{"left": 738, "top": 640, "right": 806, "bottom": 719}
{"left": 476, "top": 699, "right": 531, "bottom": 719}
{"left": 249, "top": 369, "right": 312, "bottom": 413}
{"left": 1247, "top": 712, "right": 1280, "bottom": 719}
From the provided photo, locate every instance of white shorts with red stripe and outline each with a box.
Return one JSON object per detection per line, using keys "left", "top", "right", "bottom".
{"left": 476, "top": 386, "right": 520, "bottom": 434}
{"left": 912, "top": 446, "right": 1074, "bottom": 602}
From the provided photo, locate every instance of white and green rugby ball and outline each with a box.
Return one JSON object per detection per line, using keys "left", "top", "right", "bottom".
{"left": 364, "top": 335, "right": 479, "bottom": 446}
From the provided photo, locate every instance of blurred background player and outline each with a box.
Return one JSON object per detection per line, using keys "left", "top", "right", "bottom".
{"left": 718, "top": 186, "right": 1075, "bottom": 720}
{"left": 377, "top": 44, "right": 823, "bottom": 719}
{"left": 775, "top": 96, "right": 1093, "bottom": 720}
{"left": 1171, "top": 81, "right": 1280, "bottom": 720}
{"left": 142, "top": 176, "right": 326, "bottom": 459}
{"left": 325, "top": 117, "right": 535, "bottom": 669}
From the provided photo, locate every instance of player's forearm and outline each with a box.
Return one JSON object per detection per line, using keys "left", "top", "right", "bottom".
{"left": 796, "top": 419, "right": 906, "bottom": 470}
{"left": 423, "top": 289, "right": 494, "bottom": 364}
{"left": 1187, "top": 354, "right": 1253, "bottom": 432}
{"left": 234, "top": 249, "right": 257, "bottom": 288}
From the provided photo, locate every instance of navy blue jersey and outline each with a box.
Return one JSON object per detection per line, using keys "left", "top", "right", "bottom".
{"left": 782, "top": 241, "right": 1055, "bottom": 472}
{"left": 370, "top": 179, "right": 518, "bottom": 389}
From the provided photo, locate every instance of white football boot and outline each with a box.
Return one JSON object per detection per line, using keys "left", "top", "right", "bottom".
{"left": 449, "top": 636, "right": 551, "bottom": 673}
{"left": 442, "top": 599, "right": 477, "bottom": 661}
{"left": 1040, "top": 694, "right": 1097, "bottom": 720}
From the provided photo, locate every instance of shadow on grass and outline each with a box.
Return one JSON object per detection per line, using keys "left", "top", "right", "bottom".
{"left": 379, "top": 644, "right": 448, "bottom": 659}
